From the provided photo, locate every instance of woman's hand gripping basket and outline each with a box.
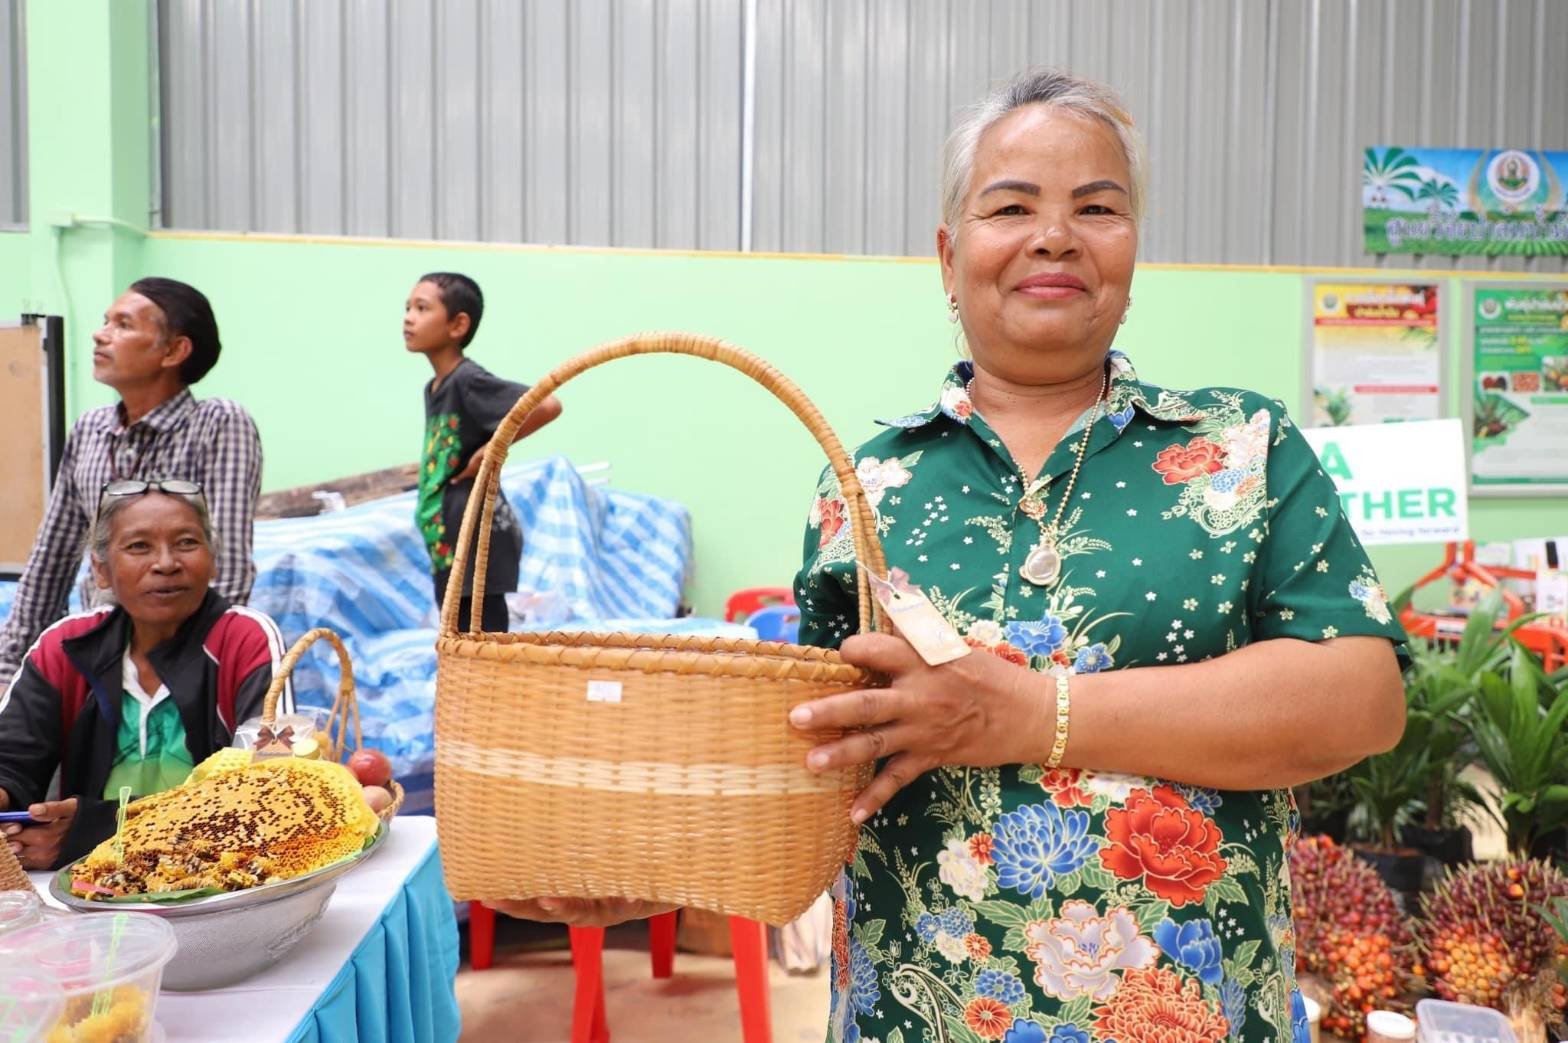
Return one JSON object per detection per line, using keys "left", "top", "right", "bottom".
{"left": 261, "top": 628, "right": 404, "bottom": 823}
{"left": 434, "top": 333, "right": 887, "bottom": 925}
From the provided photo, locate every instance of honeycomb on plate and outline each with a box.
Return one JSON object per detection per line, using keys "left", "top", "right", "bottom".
{"left": 71, "top": 758, "right": 378, "bottom": 898}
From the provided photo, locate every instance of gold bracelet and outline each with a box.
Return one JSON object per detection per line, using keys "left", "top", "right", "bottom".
{"left": 1045, "top": 674, "right": 1072, "bottom": 769}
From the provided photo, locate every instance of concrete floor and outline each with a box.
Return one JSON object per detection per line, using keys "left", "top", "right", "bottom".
{"left": 455, "top": 918, "right": 829, "bottom": 1043}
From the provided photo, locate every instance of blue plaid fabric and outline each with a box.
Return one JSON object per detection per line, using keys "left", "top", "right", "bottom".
{"left": 249, "top": 455, "right": 711, "bottom": 813}
{"left": 2, "top": 455, "right": 753, "bottom": 815}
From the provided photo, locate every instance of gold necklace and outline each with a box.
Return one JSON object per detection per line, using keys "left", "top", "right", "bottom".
{"left": 967, "top": 365, "right": 1110, "bottom": 587}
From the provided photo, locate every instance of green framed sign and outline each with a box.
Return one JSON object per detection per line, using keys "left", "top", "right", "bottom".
{"left": 1465, "top": 284, "right": 1568, "bottom": 494}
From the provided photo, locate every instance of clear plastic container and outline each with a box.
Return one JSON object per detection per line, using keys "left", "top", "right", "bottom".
{"left": 7, "top": 912, "right": 177, "bottom": 1043}
{"left": 1368, "top": 1009, "right": 1417, "bottom": 1042}
{"left": 1300, "top": 994, "right": 1322, "bottom": 1043}
{"left": 232, "top": 704, "right": 327, "bottom": 751}
{"left": 0, "top": 973, "right": 64, "bottom": 1042}
{"left": 1414, "top": 998, "right": 1519, "bottom": 1043}
{"left": 0, "top": 889, "right": 47, "bottom": 937}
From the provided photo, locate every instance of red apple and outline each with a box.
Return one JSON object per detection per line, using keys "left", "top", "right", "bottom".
{"left": 347, "top": 748, "right": 392, "bottom": 788}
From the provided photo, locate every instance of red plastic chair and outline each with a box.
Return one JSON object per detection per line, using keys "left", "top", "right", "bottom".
{"left": 724, "top": 586, "right": 794, "bottom": 624}
{"left": 467, "top": 904, "right": 773, "bottom": 1043}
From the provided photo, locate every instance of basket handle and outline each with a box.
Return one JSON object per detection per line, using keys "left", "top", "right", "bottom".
{"left": 441, "top": 332, "right": 888, "bottom": 638}
{"left": 260, "top": 627, "right": 362, "bottom": 761}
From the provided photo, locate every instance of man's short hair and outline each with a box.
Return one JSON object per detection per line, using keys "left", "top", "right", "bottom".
{"left": 129, "top": 277, "right": 223, "bottom": 385}
{"left": 419, "top": 272, "right": 484, "bottom": 349}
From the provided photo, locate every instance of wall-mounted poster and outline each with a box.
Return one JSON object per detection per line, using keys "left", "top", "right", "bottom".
{"left": 1468, "top": 285, "right": 1568, "bottom": 494}
{"left": 1306, "top": 281, "right": 1442, "bottom": 427}
{"left": 1363, "top": 147, "right": 1568, "bottom": 257}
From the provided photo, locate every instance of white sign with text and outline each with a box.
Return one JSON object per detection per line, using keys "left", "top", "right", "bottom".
{"left": 1300, "top": 418, "right": 1470, "bottom": 545}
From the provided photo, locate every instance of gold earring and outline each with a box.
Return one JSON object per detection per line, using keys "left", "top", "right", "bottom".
{"left": 947, "top": 293, "right": 959, "bottom": 323}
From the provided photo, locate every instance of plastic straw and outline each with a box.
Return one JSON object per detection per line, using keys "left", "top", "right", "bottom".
{"left": 89, "top": 788, "right": 134, "bottom": 1020}
{"left": 111, "top": 786, "right": 131, "bottom": 863}
{"left": 89, "top": 913, "right": 128, "bottom": 1020}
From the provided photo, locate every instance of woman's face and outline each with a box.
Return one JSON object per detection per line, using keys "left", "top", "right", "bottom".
{"left": 92, "top": 494, "right": 215, "bottom": 629}
{"left": 939, "top": 105, "right": 1138, "bottom": 381}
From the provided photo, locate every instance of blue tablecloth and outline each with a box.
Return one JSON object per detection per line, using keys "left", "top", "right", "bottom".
{"left": 288, "top": 836, "right": 462, "bottom": 1043}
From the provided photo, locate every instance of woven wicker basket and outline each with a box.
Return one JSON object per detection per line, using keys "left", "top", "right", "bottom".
{"left": 0, "top": 833, "right": 28, "bottom": 891}
{"left": 434, "top": 332, "right": 886, "bottom": 925}
{"left": 261, "top": 628, "right": 404, "bottom": 823}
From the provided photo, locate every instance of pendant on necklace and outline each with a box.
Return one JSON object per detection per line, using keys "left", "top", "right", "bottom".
{"left": 1019, "top": 534, "right": 1062, "bottom": 586}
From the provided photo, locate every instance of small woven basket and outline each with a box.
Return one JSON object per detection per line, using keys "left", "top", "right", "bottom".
{"left": 434, "top": 332, "right": 886, "bottom": 925}
{"left": 261, "top": 628, "right": 404, "bottom": 823}
{"left": 0, "top": 834, "right": 28, "bottom": 891}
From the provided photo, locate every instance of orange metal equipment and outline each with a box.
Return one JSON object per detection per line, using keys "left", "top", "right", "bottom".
{"left": 1399, "top": 541, "right": 1568, "bottom": 672}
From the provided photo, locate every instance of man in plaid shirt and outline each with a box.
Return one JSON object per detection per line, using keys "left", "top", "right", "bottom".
{"left": 0, "top": 278, "right": 261, "bottom": 680}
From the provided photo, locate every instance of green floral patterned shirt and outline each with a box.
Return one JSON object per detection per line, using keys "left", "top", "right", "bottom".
{"left": 794, "top": 353, "right": 1406, "bottom": 1043}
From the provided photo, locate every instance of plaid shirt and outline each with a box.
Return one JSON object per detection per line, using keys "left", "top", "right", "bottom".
{"left": 0, "top": 390, "right": 262, "bottom": 678}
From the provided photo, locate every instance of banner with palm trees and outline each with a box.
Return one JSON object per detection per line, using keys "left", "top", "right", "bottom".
{"left": 1363, "top": 147, "right": 1568, "bottom": 256}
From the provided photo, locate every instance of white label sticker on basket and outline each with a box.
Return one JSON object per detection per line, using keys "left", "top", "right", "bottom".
{"left": 586, "top": 680, "right": 623, "bottom": 704}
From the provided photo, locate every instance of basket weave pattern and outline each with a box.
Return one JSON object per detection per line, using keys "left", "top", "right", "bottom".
{"left": 435, "top": 333, "right": 886, "bottom": 925}
{"left": 262, "top": 628, "right": 404, "bottom": 822}
{"left": 0, "top": 834, "right": 28, "bottom": 891}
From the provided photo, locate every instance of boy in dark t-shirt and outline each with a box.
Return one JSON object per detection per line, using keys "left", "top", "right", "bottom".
{"left": 404, "top": 273, "right": 563, "bottom": 632}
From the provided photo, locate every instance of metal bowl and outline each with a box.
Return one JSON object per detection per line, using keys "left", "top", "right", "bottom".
{"left": 48, "top": 823, "right": 387, "bottom": 991}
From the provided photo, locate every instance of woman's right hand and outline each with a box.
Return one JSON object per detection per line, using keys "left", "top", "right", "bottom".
{"left": 484, "top": 897, "right": 678, "bottom": 928}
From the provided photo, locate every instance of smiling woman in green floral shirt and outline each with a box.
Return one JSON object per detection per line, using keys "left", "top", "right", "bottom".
{"left": 787, "top": 71, "right": 1407, "bottom": 1043}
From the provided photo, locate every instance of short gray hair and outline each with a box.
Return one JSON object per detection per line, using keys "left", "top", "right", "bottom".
{"left": 88, "top": 487, "right": 219, "bottom": 566}
{"left": 941, "top": 69, "right": 1147, "bottom": 230}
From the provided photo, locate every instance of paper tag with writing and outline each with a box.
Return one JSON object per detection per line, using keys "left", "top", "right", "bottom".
{"left": 586, "top": 680, "right": 624, "bottom": 704}
{"left": 1538, "top": 569, "right": 1568, "bottom": 624}
{"left": 864, "top": 567, "right": 971, "bottom": 666}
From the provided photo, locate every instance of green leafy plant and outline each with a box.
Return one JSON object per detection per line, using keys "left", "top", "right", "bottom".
{"left": 1465, "top": 638, "right": 1568, "bottom": 857}
{"left": 1540, "top": 895, "right": 1568, "bottom": 943}
{"left": 1338, "top": 592, "right": 1509, "bottom": 851}
{"left": 1344, "top": 636, "right": 1485, "bottom": 850}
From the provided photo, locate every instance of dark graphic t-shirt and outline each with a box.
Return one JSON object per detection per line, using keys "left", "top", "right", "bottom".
{"left": 417, "top": 358, "right": 527, "bottom": 601}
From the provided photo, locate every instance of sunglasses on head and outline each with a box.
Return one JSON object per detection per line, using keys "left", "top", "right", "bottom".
{"left": 97, "top": 478, "right": 207, "bottom": 516}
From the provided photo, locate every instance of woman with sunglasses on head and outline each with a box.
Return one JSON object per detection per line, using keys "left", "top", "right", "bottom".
{"left": 0, "top": 480, "right": 289, "bottom": 870}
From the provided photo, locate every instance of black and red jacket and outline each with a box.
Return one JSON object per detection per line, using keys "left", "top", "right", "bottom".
{"left": 0, "top": 590, "right": 291, "bottom": 867}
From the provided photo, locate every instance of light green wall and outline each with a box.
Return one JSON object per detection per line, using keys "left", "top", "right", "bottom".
{"left": 7, "top": 0, "right": 1563, "bottom": 617}
{"left": 95, "top": 236, "right": 1568, "bottom": 613}
{"left": 0, "top": 233, "right": 29, "bottom": 309}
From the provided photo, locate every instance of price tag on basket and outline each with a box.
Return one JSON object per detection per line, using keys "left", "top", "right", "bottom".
{"left": 863, "top": 567, "right": 971, "bottom": 666}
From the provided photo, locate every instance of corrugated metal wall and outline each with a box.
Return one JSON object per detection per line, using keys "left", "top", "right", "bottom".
{"left": 156, "top": 0, "right": 1568, "bottom": 271}
{"left": 157, "top": 0, "right": 742, "bottom": 249}
{"left": 0, "top": 0, "right": 26, "bottom": 229}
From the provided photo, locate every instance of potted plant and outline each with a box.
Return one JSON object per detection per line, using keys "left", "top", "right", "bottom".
{"left": 1341, "top": 696, "right": 1465, "bottom": 895}
{"left": 1338, "top": 620, "right": 1493, "bottom": 893}
{"left": 1464, "top": 639, "right": 1568, "bottom": 859}
{"left": 1396, "top": 633, "right": 1497, "bottom": 866}
{"left": 1297, "top": 773, "right": 1353, "bottom": 842}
